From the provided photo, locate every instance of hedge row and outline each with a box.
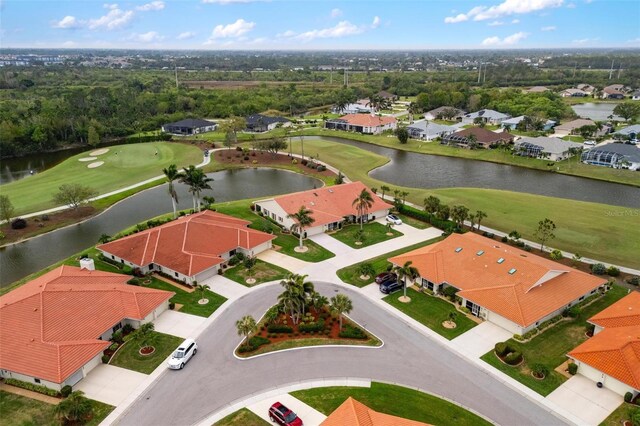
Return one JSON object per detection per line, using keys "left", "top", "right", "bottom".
{"left": 5, "top": 378, "right": 60, "bottom": 397}
{"left": 238, "top": 336, "right": 271, "bottom": 353}
{"left": 267, "top": 324, "right": 294, "bottom": 333}
{"left": 338, "top": 324, "right": 367, "bottom": 339}
{"left": 298, "top": 319, "right": 325, "bottom": 333}
{"left": 397, "top": 204, "right": 460, "bottom": 233}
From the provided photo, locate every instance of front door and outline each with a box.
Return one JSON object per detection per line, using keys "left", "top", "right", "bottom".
{"left": 466, "top": 300, "right": 480, "bottom": 317}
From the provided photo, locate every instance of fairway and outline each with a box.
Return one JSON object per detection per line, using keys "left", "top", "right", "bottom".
{"left": 0, "top": 142, "right": 203, "bottom": 215}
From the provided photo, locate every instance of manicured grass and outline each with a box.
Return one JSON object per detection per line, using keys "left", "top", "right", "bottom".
{"left": 0, "top": 390, "right": 113, "bottom": 426}
{"left": 239, "top": 337, "right": 381, "bottom": 357}
{"left": 599, "top": 402, "right": 639, "bottom": 426}
{"left": 1, "top": 142, "right": 203, "bottom": 215}
{"left": 142, "top": 277, "right": 227, "bottom": 317}
{"left": 110, "top": 331, "right": 183, "bottom": 374}
{"left": 481, "top": 285, "right": 628, "bottom": 396}
{"left": 215, "top": 408, "right": 270, "bottom": 426}
{"left": 395, "top": 213, "right": 431, "bottom": 229}
{"left": 292, "top": 382, "right": 491, "bottom": 426}
{"left": 224, "top": 259, "right": 291, "bottom": 287}
{"left": 330, "top": 222, "right": 402, "bottom": 249}
{"left": 383, "top": 288, "right": 478, "bottom": 340}
{"left": 336, "top": 237, "right": 443, "bottom": 287}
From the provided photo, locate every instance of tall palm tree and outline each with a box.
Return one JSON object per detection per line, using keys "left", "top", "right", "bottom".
{"left": 163, "top": 164, "right": 184, "bottom": 218}
{"left": 393, "top": 260, "right": 419, "bottom": 300}
{"left": 352, "top": 188, "right": 374, "bottom": 230}
{"left": 287, "top": 205, "right": 315, "bottom": 249}
{"left": 181, "top": 166, "right": 213, "bottom": 212}
{"left": 475, "top": 210, "right": 487, "bottom": 231}
{"left": 310, "top": 292, "right": 329, "bottom": 314}
{"left": 330, "top": 293, "right": 353, "bottom": 329}
{"left": 235, "top": 315, "right": 257, "bottom": 347}
{"left": 423, "top": 196, "right": 441, "bottom": 223}
{"left": 380, "top": 185, "right": 390, "bottom": 200}
{"left": 54, "top": 390, "right": 93, "bottom": 424}
{"left": 279, "top": 274, "right": 314, "bottom": 320}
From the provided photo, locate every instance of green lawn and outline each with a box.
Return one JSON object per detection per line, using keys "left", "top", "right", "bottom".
{"left": 0, "top": 390, "right": 113, "bottom": 426}
{"left": 141, "top": 277, "right": 227, "bottom": 317}
{"left": 395, "top": 213, "right": 431, "bottom": 229}
{"left": 383, "top": 288, "right": 478, "bottom": 340}
{"left": 600, "top": 402, "right": 639, "bottom": 426}
{"left": 111, "top": 331, "right": 183, "bottom": 374}
{"left": 238, "top": 337, "right": 381, "bottom": 357}
{"left": 0, "top": 142, "right": 203, "bottom": 215}
{"left": 292, "top": 382, "right": 491, "bottom": 426}
{"left": 481, "top": 285, "right": 628, "bottom": 396}
{"left": 215, "top": 408, "right": 270, "bottom": 426}
{"left": 224, "top": 259, "right": 291, "bottom": 287}
{"left": 336, "top": 237, "right": 443, "bottom": 287}
{"left": 330, "top": 222, "right": 402, "bottom": 249}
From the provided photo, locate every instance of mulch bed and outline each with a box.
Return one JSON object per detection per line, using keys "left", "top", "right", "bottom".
{"left": 213, "top": 150, "right": 336, "bottom": 178}
{"left": 2, "top": 206, "right": 96, "bottom": 246}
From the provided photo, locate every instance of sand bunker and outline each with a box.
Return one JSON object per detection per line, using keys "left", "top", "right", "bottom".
{"left": 89, "top": 148, "right": 110, "bottom": 156}
{"left": 87, "top": 161, "right": 104, "bottom": 169}
{"left": 79, "top": 157, "right": 98, "bottom": 162}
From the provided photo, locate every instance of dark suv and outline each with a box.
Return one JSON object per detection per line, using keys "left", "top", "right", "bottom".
{"left": 375, "top": 272, "right": 397, "bottom": 284}
{"left": 380, "top": 280, "right": 403, "bottom": 294}
{"left": 268, "top": 402, "right": 303, "bottom": 426}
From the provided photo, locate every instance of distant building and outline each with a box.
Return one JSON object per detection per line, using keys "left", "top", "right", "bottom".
{"left": 245, "top": 114, "right": 291, "bottom": 132}
{"left": 442, "top": 127, "right": 514, "bottom": 149}
{"left": 576, "top": 84, "right": 596, "bottom": 94}
{"left": 332, "top": 103, "right": 373, "bottom": 114}
{"left": 377, "top": 90, "right": 398, "bottom": 101}
{"left": 615, "top": 124, "right": 640, "bottom": 140}
{"left": 325, "top": 114, "right": 397, "bottom": 135}
{"left": 161, "top": 118, "right": 217, "bottom": 135}
{"left": 553, "top": 119, "right": 597, "bottom": 138}
{"left": 525, "top": 86, "right": 550, "bottom": 93}
{"left": 461, "top": 109, "right": 511, "bottom": 125}
{"left": 601, "top": 84, "right": 626, "bottom": 99}
{"left": 407, "top": 120, "right": 463, "bottom": 141}
{"left": 514, "top": 136, "right": 581, "bottom": 161}
{"left": 501, "top": 115, "right": 556, "bottom": 131}
{"left": 632, "top": 91, "right": 640, "bottom": 101}
{"left": 424, "top": 106, "right": 465, "bottom": 121}
{"left": 560, "top": 88, "right": 588, "bottom": 98}
{"left": 581, "top": 143, "right": 640, "bottom": 170}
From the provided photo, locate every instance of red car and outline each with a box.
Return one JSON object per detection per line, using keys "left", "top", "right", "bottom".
{"left": 268, "top": 402, "right": 303, "bottom": 426}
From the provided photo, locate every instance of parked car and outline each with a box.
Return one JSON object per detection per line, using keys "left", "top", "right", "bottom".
{"left": 386, "top": 214, "right": 403, "bottom": 225}
{"left": 380, "top": 281, "right": 403, "bottom": 294}
{"left": 167, "top": 338, "right": 197, "bottom": 370}
{"left": 375, "top": 272, "right": 397, "bottom": 284}
{"left": 583, "top": 140, "right": 596, "bottom": 146}
{"left": 268, "top": 402, "right": 303, "bottom": 426}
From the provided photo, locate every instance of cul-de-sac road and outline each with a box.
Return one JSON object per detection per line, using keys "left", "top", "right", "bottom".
{"left": 114, "top": 281, "right": 567, "bottom": 426}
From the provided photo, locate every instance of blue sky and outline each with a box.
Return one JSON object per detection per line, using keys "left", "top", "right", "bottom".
{"left": 1, "top": 0, "right": 639, "bottom": 50}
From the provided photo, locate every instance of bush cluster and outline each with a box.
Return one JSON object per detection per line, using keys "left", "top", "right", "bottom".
{"left": 298, "top": 319, "right": 325, "bottom": 333}
{"left": 607, "top": 266, "right": 620, "bottom": 277}
{"left": 494, "top": 341, "right": 523, "bottom": 365}
{"left": 591, "top": 263, "right": 607, "bottom": 275}
{"left": 228, "top": 252, "right": 246, "bottom": 266}
{"left": 397, "top": 204, "right": 459, "bottom": 234}
{"left": 504, "top": 351, "right": 523, "bottom": 365}
{"left": 627, "top": 276, "right": 640, "bottom": 286}
{"left": 568, "top": 363, "right": 578, "bottom": 375}
{"left": 61, "top": 385, "right": 72, "bottom": 398}
{"left": 494, "top": 342, "right": 511, "bottom": 357}
{"left": 11, "top": 218, "right": 27, "bottom": 230}
{"left": 531, "top": 363, "right": 549, "bottom": 378}
{"left": 5, "top": 379, "right": 60, "bottom": 397}
{"left": 267, "top": 324, "right": 293, "bottom": 333}
{"left": 238, "top": 336, "right": 271, "bottom": 354}
{"left": 102, "top": 354, "right": 110, "bottom": 364}
{"left": 339, "top": 324, "right": 367, "bottom": 339}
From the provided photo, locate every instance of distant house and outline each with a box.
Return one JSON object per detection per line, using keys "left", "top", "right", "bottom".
{"left": 407, "top": 120, "right": 463, "bottom": 141}
{"left": 581, "top": 143, "right": 640, "bottom": 170}
{"left": 576, "top": 84, "right": 596, "bottom": 94}
{"left": 254, "top": 181, "right": 392, "bottom": 237}
{"left": 0, "top": 266, "right": 173, "bottom": 390}
{"left": 501, "top": 115, "right": 556, "bottom": 131}
{"left": 553, "top": 118, "right": 597, "bottom": 137}
{"left": 632, "top": 91, "right": 640, "bottom": 101}
{"left": 568, "top": 292, "right": 640, "bottom": 397}
{"left": 321, "top": 397, "right": 430, "bottom": 426}
{"left": 324, "top": 114, "right": 397, "bottom": 135}
{"left": 525, "top": 86, "right": 550, "bottom": 93}
{"left": 461, "top": 109, "right": 511, "bottom": 125}
{"left": 514, "top": 136, "right": 581, "bottom": 161}
{"left": 424, "top": 106, "right": 465, "bottom": 121}
{"left": 245, "top": 114, "right": 291, "bottom": 132}
{"left": 98, "top": 211, "right": 276, "bottom": 284}
{"left": 615, "top": 124, "right": 640, "bottom": 140}
{"left": 601, "top": 84, "right": 626, "bottom": 99}
{"left": 332, "top": 103, "right": 373, "bottom": 114}
{"left": 442, "top": 127, "right": 514, "bottom": 149}
{"left": 559, "top": 88, "right": 588, "bottom": 98}
{"left": 161, "top": 118, "right": 217, "bottom": 135}
{"left": 377, "top": 90, "right": 398, "bottom": 102}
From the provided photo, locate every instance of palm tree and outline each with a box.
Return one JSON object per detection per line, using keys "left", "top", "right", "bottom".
{"left": 423, "top": 196, "right": 441, "bottom": 223}
{"left": 54, "top": 390, "right": 93, "bottom": 424}
{"left": 311, "top": 292, "right": 329, "bottom": 314}
{"left": 279, "top": 274, "right": 314, "bottom": 323}
{"left": 181, "top": 166, "right": 214, "bottom": 212}
{"left": 235, "top": 315, "right": 257, "bottom": 347}
{"left": 393, "top": 260, "right": 419, "bottom": 300}
{"left": 450, "top": 205, "right": 469, "bottom": 229}
{"left": 380, "top": 185, "right": 391, "bottom": 200}
{"left": 287, "top": 205, "right": 315, "bottom": 250}
{"left": 130, "top": 322, "right": 156, "bottom": 352}
{"left": 194, "top": 283, "right": 210, "bottom": 303}
{"left": 330, "top": 293, "right": 353, "bottom": 329}
{"left": 163, "top": 164, "right": 184, "bottom": 218}
{"left": 264, "top": 305, "right": 281, "bottom": 325}
{"left": 475, "top": 210, "right": 487, "bottom": 231}
{"left": 352, "top": 188, "right": 374, "bottom": 230}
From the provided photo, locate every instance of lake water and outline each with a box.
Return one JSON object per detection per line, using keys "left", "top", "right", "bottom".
{"left": 571, "top": 103, "right": 624, "bottom": 121}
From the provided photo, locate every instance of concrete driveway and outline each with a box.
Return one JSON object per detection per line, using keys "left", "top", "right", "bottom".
{"left": 74, "top": 364, "right": 147, "bottom": 406}
{"left": 201, "top": 275, "right": 250, "bottom": 300}
{"left": 153, "top": 310, "right": 205, "bottom": 339}
{"left": 546, "top": 375, "right": 622, "bottom": 425}
{"left": 258, "top": 249, "right": 310, "bottom": 272}
{"left": 450, "top": 321, "right": 512, "bottom": 359}
{"left": 247, "top": 393, "right": 327, "bottom": 426}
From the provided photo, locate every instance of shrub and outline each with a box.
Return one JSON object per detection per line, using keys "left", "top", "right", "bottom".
{"left": 61, "top": 385, "right": 72, "bottom": 398}
{"left": 442, "top": 286, "right": 459, "bottom": 302}
{"left": 109, "top": 343, "right": 119, "bottom": 351}
{"left": 531, "top": 363, "right": 549, "bottom": 378}
{"left": 568, "top": 363, "right": 578, "bottom": 375}
{"left": 504, "top": 351, "right": 523, "bottom": 365}
{"left": 586, "top": 323, "right": 595, "bottom": 335}
{"left": 513, "top": 334, "right": 524, "bottom": 341}
{"left": 102, "top": 355, "right": 110, "bottom": 363}
{"left": 301, "top": 159, "right": 308, "bottom": 165}
{"left": 494, "top": 342, "right": 511, "bottom": 357}
{"left": 267, "top": 324, "right": 293, "bottom": 333}
{"left": 482, "top": 232, "right": 494, "bottom": 238}
{"left": 169, "top": 302, "right": 175, "bottom": 310}
{"left": 591, "top": 263, "right": 607, "bottom": 275}
{"left": 235, "top": 146, "right": 243, "bottom": 152}
{"left": 459, "top": 306, "right": 471, "bottom": 314}
{"left": 123, "top": 324, "right": 134, "bottom": 334}
{"left": 248, "top": 336, "right": 270, "bottom": 349}
{"left": 299, "top": 319, "right": 325, "bottom": 333}
{"left": 627, "top": 276, "right": 640, "bottom": 286}
{"left": 111, "top": 329, "right": 124, "bottom": 343}
{"left": 11, "top": 218, "right": 27, "bottom": 229}
{"left": 339, "top": 324, "right": 367, "bottom": 339}
{"left": 291, "top": 159, "right": 298, "bottom": 164}
{"left": 625, "top": 392, "right": 634, "bottom": 403}
{"left": 5, "top": 379, "right": 60, "bottom": 397}
{"left": 567, "top": 306, "right": 581, "bottom": 318}
{"left": 607, "top": 266, "right": 620, "bottom": 277}
{"left": 501, "top": 236, "right": 509, "bottom": 243}
{"left": 127, "top": 278, "right": 140, "bottom": 286}
{"left": 550, "top": 249, "right": 563, "bottom": 260}
{"left": 244, "top": 156, "right": 250, "bottom": 161}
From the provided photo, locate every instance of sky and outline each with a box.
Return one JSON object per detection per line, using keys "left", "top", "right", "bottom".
{"left": 1, "top": 0, "right": 639, "bottom": 50}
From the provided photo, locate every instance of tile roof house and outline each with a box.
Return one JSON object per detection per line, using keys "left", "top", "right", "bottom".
{"left": 568, "top": 292, "right": 640, "bottom": 397}
{"left": 0, "top": 266, "right": 173, "bottom": 390}
{"left": 615, "top": 124, "right": 640, "bottom": 140}
{"left": 161, "top": 118, "right": 217, "bottom": 135}
{"left": 320, "top": 397, "right": 431, "bottom": 426}
{"left": 514, "top": 136, "right": 581, "bottom": 161}
{"left": 406, "top": 120, "right": 463, "bottom": 141}
{"left": 377, "top": 90, "right": 398, "bottom": 101}
{"left": 441, "top": 127, "right": 514, "bottom": 149}
{"left": 254, "top": 181, "right": 392, "bottom": 237}
{"left": 98, "top": 211, "right": 275, "bottom": 284}
{"left": 332, "top": 103, "right": 373, "bottom": 114}
{"left": 245, "top": 114, "right": 291, "bottom": 132}
{"left": 460, "top": 109, "right": 511, "bottom": 125}
{"left": 389, "top": 233, "right": 606, "bottom": 335}
{"left": 325, "top": 114, "right": 397, "bottom": 135}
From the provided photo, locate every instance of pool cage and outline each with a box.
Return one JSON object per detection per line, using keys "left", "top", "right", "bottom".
{"left": 515, "top": 142, "right": 543, "bottom": 158}
{"left": 581, "top": 149, "right": 624, "bottom": 167}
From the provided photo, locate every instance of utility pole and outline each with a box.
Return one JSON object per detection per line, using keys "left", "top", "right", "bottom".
{"left": 609, "top": 59, "right": 614, "bottom": 80}
{"left": 573, "top": 62, "right": 577, "bottom": 78}
{"left": 483, "top": 65, "right": 487, "bottom": 84}
{"left": 175, "top": 62, "right": 179, "bottom": 89}
{"left": 617, "top": 63, "right": 622, "bottom": 79}
{"left": 477, "top": 63, "right": 482, "bottom": 84}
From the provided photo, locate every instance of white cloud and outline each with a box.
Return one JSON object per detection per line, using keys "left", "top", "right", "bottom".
{"left": 129, "top": 31, "right": 164, "bottom": 42}
{"left": 488, "top": 20, "right": 504, "bottom": 26}
{"left": 541, "top": 25, "right": 556, "bottom": 31}
{"left": 372, "top": 16, "right": 381, "bottom": 28}
{"left": 103, "top": 3, "right": 118, "bottom": 9}
{"left": 177, "top": 31, "right": 196, "bottom": 40}
{"left": 331, "top": 8, "right": 342, "bottom": 18}
{"left": 52, "top": 15, "right": 81, "bottom": 29}
{"left": 277, "top": 30, "right": 296, "bottom": 38}
{"left": 511, "top": 18, "right": 520, "bottom": 23}
{"left": 295, "top": 20, "right": 363, "bottom": 42}
{"left": 482, "top": 31, "right": 528, "bottom": 46}
{"left": 627, "top": 37, "right": 640, "bottom": 44}
{"left": 136, "top": 1, "right": 165, "bottom": 11}
{"left": 566, "top": 2, "right": 576, "bottom": 7}
{"left": 209, "top": 19, "right": 255, "bottom": 38}
{"left": 445, "top": 0, "right": 563, "bottom": 23}
{"left": 572, "top": 37, "right": 598, "bottom": 44}
{"left": 88, "top": 6, "right": 134, "bottom": 30}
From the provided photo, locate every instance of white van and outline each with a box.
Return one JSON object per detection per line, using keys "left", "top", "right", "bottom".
{"left": 167, "top": 338, "right": 197, "bottom": 370}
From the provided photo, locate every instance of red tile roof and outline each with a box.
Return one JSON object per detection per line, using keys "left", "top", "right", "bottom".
{"left": 339, "top": 114, "right": 397, "bottom": 127}
{"left": 265, "top": 182, "right": 393, "bottom": 228}
{"left": 98, "top": 211, "right": 275, "bottom": 277}
{"left": 389, "top": 233, "right": 605, "bottom": 328}
{"left": 0, "top": 266, "right": 173, "bottom": 384}
{"left": 589, "top": 292, "right": 640, "bottom": 329}
{"left": 320, "top": 397, "right": 430, "bottom": 426}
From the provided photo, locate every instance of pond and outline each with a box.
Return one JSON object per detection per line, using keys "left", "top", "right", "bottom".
{"left": 571, "top": 103, "right": 623, "bottom": 121}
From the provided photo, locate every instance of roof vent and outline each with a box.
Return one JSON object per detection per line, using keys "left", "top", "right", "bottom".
{"left": 477, "top": 250, "right": 484, "bottom": 256}
{"left": 310, "top": 201, "right": 315, "bottom": 206}
{"left": 497, "top": 258, "right": 505, "bottom": 264}
{"left": 508, "top": 268, "right": 517, "bottom": 275}
{"left": 33, "top": 308, "right": 38, "bottom": 312}
{"left": 328, "top": 189, "right": 334, "bottom": 193}
{"left": 455, "top": 247, "right": 463, "bottom": 253}
{"left": 313, "top": 192, "right": 318, "bottom": 197}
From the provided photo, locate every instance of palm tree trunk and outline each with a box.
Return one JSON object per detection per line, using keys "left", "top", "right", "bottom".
{"left": 171, "top": 197, "right": 178, "bottom": 219}
{"left": 403, "top": 277, "right": 407, "bottom": 299}
{"left": 299, "top": 229, "right": 303, "bottom": 248}
{"left": 192, "top": 194, "right": 196, "bottom": 212}
{"left": 339, "top": 314, "right": 343, "bottom": 329}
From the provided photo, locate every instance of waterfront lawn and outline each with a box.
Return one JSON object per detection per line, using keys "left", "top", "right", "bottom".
{"left": 215, "top": 408, "right": 270, "bottom": 426}
{"left": 224, "top": 259, "right": 291, "bottom": 287}
{"left": 111, "top": 331, "right": 182, "bottom": 374}
{"left": 292, "top": 382, "right": 491, "bottom": 426}
{"left": 481, "top": 285, "right": 627, "bottom": 396}
{"left": 330, "top": 222, "right": 402, "bottom": 249}
{"left": 395, "top": 213, "right": 431, "bottom": 229}
{"left": 142, "top": 277, "right": 227, "bottom": 317}
{"left": 383, "top": 288, "right": 477, "bottom": 340}
{"left": 336, "top": 237, "right": 443, "bottom": 287}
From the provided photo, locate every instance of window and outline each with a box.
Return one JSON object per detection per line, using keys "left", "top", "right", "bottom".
{"left": 34, "top": 378, "right": 41, "bottom": 384}
{"left": 579, "top": 296, "right": 585, "bottom": 301}
{"left": 508, "top": 268, "right": 517, "bottom": 275}
{"left": 497, "top": 258, "right": 505, "bottom": 264}
{"left": 174, "top": 272, "right": 179, "bottom": 278}
{"left": 455, "top": 247, "right": 463, "bottom": 253}
{"left": 112, "top": 323, "right": 122, "bottom": 333}
{"left": 591, "top": 289, "right": 596, "bottom": 294}
{"left": 111, "top": 255, "right": 115, "bottom": 260}
{"left": 476, "top": 250, "right": 484, "bottom": 256}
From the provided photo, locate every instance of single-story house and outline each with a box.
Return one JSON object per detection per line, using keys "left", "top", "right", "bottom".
{"left": 424, "top": 106, "right": 465, "bottom": 121}
{"left": 501, "top": 115, "right": 556, "bottom": 131}
{"left": 161, "top": 118, "right": 217, "bottom": 135}
{"left": 321, "top": 397, "right": 430, "bottom": 426}
{"left": 560, "top": 88, "right": 588, "bottom": 98}
{"left": 632, "top": 91, "right": 640, "bottom": 101}
{"left": 568, "top": 292, "right": 640, "bottom": 397}
{"left": 407, "top": 120, "right": 463, "bottom": 141}
{"left": 377, "top": 90, "right": 398, "bottom": 101}
{"left": 324, "top": 114, "right": 397, "bottom": 135}
{"left": 576, "top": 84, "right": 596, "bottom": 94}
{"left": 615, "top": 124, "right": 640, "bottom": 140}
{"left": 442, "top": 127, "right": 514, "bottom": 149}
{"left": 389, "top": 233, "right": 606, "bottom": 335}
{"left": 245, "top": 114, "right": 291, "bottom": 132}
{"left": 514, "top": 136, "right": 581, "bottom": 161}
{"left": 254, "top": 181, "right": 392, "bottom": 237}
{"left": 332, "top": 103, "right": 373, "bottom": 114}
{"left": 98, "top": 211, "right": 275, "bottom": 284}
{"left": 581, "top": 143, "right": 640, "bottom": 170}
{"left": 553, "top": 119, "right": 597, "bottom": 138}
{"left": 525, "top": 86, "right": 550, "bottom": 93}
{"left": 461, "top": 109, "right": 511, "bottom": 125}
{"left": 0, "top": 266, "right": 173, "bottom": 390}
{"left": 601, "top": 84, "right": 627, "bottom": 100}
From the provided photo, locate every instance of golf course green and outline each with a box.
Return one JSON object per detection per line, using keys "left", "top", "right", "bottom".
{"left": 0, "top": 142, "right": 203, "bottom": 215}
